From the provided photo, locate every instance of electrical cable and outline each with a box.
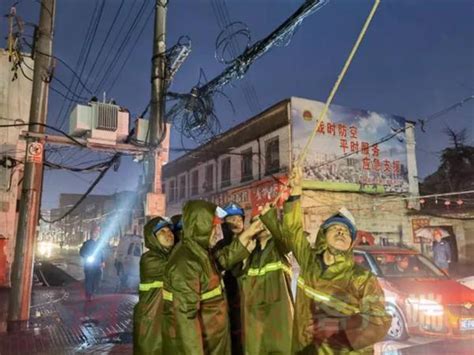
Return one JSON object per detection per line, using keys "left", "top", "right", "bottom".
{"left": 81, "top": 0, "right": 126, "bottom": 92}
{"left": 93, "top": 0, "right": 150, "bottom": 93}
{"left": 40, "top": 153, "right": 121, "bottom": 223}
{"left": 22, "top": 39, "right": 93, "bottom": 95}
{"left": 0, "top": 122, "right": 87, "bottom": 147}
{"left": 106, "top": 4, "right": 155, "bottom": 93}
{"left": 57, "top": 0, "right": 106, "bottom": 131}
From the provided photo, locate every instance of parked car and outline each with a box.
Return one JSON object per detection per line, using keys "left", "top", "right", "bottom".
{"left": 114, "top": 234, "right": 143, "bottom": 290}
{"left": 354, "top": 246, "right": 474, "bottom": 341}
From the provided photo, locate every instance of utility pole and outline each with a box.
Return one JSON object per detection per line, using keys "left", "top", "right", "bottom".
{"left": 8, "top": 0, "right": 55, "bottom": 330}
{"left": 146, "top": 0, "right": 167, "bottom": 216}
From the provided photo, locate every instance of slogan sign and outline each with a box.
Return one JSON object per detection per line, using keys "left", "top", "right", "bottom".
{"left": 26, "top": 142, "right": 43, "bottom": 164}
{"left": 205, "top": 176, "right": 288, "bottom": 217}
{"left": 412, "top": 218, "right": 430, "bottom": 243}
{"left": 250, "top": 176, "right": 289, "bottom": 216}
{"left": 291, "top": 98, "right": 409, "bottom": 193}
{"left": 208, "top": 187, "right": 251, "bottom": 210}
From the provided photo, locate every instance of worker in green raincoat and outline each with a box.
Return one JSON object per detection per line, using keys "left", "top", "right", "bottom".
{"left": 170, "top": 214, "right": 183, "bottom": 242}
{"left": 133, "top": 216, "right": 175, "bottom": 355}
{"left": 236, "top": 213, "right": 294, "bottom": 354}
{"left": 163, "top": 200, "right": 232, "bottom": 355}
{"left": 262, "top": 167, "right": 391, "bottom": 354}
{"left": 213, "top": 202, "right": 257, "bottom": 355}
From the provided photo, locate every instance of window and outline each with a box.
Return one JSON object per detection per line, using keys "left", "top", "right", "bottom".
{"left": 203, "top": 164, "right": 214, "bottom": 192}
{"left": 161, "top": 183, "right": 166, "bottom": 195}
{"left": 241, "top": 148, "right": 253, "bottom": 182}
{"left": 168, "top": 179, "right": 176, "bottom": 203}
{"left": 178, "top": 175, "right": 186, "bottom": 200}
{"left": 265, "top": 136, "right": 280, "bottom": 175}
{"left": 191, "top": 170, "right": 199, "bottom": 196}
{"left": 221, "top": 157, "right": 231, "bottom": 188}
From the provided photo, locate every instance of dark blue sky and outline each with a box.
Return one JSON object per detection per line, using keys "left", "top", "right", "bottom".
{"left": 2, "top": 0, "right": 473, "bottom": 209}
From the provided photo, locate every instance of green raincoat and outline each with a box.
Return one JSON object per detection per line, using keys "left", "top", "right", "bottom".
{"left": 269, "top": 198, "right": 391, "bottom": 354}
{"left": 133, "top": 216, "right": 172, "bottom": 355}
{"left": 237, "top": 210, "right": 294, "bottom": 355}
{"left": 213, "top": 228, "right": 251, "bottom": 355}
{"left": 164, "top": 200, "right": 231, "bottom": 355}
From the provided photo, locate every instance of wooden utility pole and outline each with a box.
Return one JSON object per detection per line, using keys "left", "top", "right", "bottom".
{"left": 145, "top": 0, "right": 168, "bottom": 217}
{"left": 8, "top": 0, "right": 55, "bottom": 330}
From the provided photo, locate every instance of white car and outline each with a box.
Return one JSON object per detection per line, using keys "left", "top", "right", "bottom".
{"left": 114, "top": 234, "right": 143, "bottom": 290}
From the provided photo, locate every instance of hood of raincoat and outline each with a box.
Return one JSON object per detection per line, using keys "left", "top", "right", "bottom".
{"left": 144, "top": 216, "right": 173, "bottom": 256}
{"left": 182, "top": 200, "right": 216, "bottom": 249}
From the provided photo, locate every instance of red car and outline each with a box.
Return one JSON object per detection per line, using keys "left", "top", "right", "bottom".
{"left": 353, "top": 246, "right": 474, "bottom": 340}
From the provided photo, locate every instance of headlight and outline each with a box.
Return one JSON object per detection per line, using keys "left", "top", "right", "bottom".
{"left": 406, "top": 297, "right": 444, "bottom": 316}
{"left": 86, "top": 256, "right": 95, "bottom": 264}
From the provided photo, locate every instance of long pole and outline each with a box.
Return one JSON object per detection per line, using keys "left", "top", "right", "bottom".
{"left": 8, "top": 0, "right": 55, "bottom": 330}
{"left": 147, "top": 0, "right": 167, "bottom": 198}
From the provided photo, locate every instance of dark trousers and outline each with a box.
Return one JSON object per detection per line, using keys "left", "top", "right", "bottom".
{"left": 84, "top": 267, "right": 102, "bottom": 297}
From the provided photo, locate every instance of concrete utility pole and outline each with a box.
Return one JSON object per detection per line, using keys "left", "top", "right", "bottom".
{"left": 145, "top": 0, "right": 167, "bottom": 216}
{"left": 8, "top": 0, "right": 55, "bottom": 330}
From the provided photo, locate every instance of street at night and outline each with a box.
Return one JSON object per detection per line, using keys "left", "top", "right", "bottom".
{"left": 1, "top": 0, "right": 473, "bottom": 354}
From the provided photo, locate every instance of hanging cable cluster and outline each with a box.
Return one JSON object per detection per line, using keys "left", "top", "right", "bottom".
{"left": 166, "top": 0, "right": 329, "bottom": 143}
{"left": 215, "top": 21, "right": 252, "bottom": 65}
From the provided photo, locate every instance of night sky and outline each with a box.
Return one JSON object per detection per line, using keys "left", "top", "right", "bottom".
{"left": 1, "top": 0, "right": 473, "bottom": 209}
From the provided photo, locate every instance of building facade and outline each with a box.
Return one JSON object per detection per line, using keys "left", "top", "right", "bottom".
{"left": 0, "top": 49, "right": 34, "bottom": 286}
{"left": 163, "top": 97, "right": 472, "bottom": 262}
{"left": 53, "top": 191, "right": 144, "bottom": 248}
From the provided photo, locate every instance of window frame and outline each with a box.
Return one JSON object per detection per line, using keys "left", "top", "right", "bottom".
{"left": 178, "top": 174, "right": 187, "bottom": 201}
{"left": 203, "top": 164, "right": 214, "bottom": 192}
{"left": 221, "top": 157, "right": 231, "bottom": 188}
{"left": 240, "top": 148, "right": 253, "bottom": 182}
{"left": 265, "top": 136, "right": 280, "bottom": 176}
{"left": 168, "top": 179, "right": 176, "bottom": 203}
{"left": 191, "top": 170, "right": 199, "bottom": 196}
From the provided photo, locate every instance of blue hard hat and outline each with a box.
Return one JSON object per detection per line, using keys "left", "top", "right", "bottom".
{"left": 152, "top": 219, "right": 172, "bottom": 234}
{"left": 174, "top": 219, "right": 183, "bottom": 231}
{"left": 321, "top": 214, "right": 357, "bottom": 241}
{"left": 223, "top": 202, "right": 245, "bottom": 217}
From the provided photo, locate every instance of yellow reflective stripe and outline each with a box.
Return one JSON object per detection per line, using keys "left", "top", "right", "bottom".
{"left": 139, "top": 280, "right": 163, "bottom": 291}
{"left": 163, "top": 289, "right": 173, "bottom": 301}
{"left": 296, "top": 277, "right": 359, "bottom": 315}
{"left": 162, "top": 285, "right": 222, "bottom": 302}
{"left": 247, "top": 261, "right": 292, "bottom": 277}
{"left": 201, "top": 285, "right": 222, "bottom": 301}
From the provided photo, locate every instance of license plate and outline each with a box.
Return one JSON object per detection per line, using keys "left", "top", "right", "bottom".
{"left": 460, "top": 318, "right": 474, "bottom": 331}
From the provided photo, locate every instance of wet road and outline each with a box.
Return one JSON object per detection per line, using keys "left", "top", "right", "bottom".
{"left": 33, "top": 246, "right": 473, "bottom": 354}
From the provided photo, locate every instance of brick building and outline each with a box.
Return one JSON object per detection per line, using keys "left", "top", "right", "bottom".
{"left": 163, "top": 97, "right": 473, "bottom": 262}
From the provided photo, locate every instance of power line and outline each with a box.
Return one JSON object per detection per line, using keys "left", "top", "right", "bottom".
{"left": 40, "top": 153, "right": 121, "bottom": 224}
{"left": 81, "top": 0, "right": 126, "bottom": 93}
{"left": 106, "top": 4, "right": 155, "bottom": 93}
{"left": 310, "top": 95, "right": 474, "bottom": 169}
{"left": 87, "top": 0, "right": 143, "bottom": 91}
{"left": 92, "top": 0, "right": 150, "bottom": 93}
{"left": 57, "top": 0, "right": 106, "bottom": 131}
{"left": 0, "top": 121, "right": 87, "bottom": 147}
{"left": 418, "top": 95, "right": 474, "bottom": 132}
{"left": 17, "top": 61, "right": 86, "bottom": 103}
{"left": 22, "top": 39, "right": 93, "bottom": 95}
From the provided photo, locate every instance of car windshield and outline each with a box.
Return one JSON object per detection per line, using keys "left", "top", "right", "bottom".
{"left": 371, "top": 253, "right": 447, "bottom": 278}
